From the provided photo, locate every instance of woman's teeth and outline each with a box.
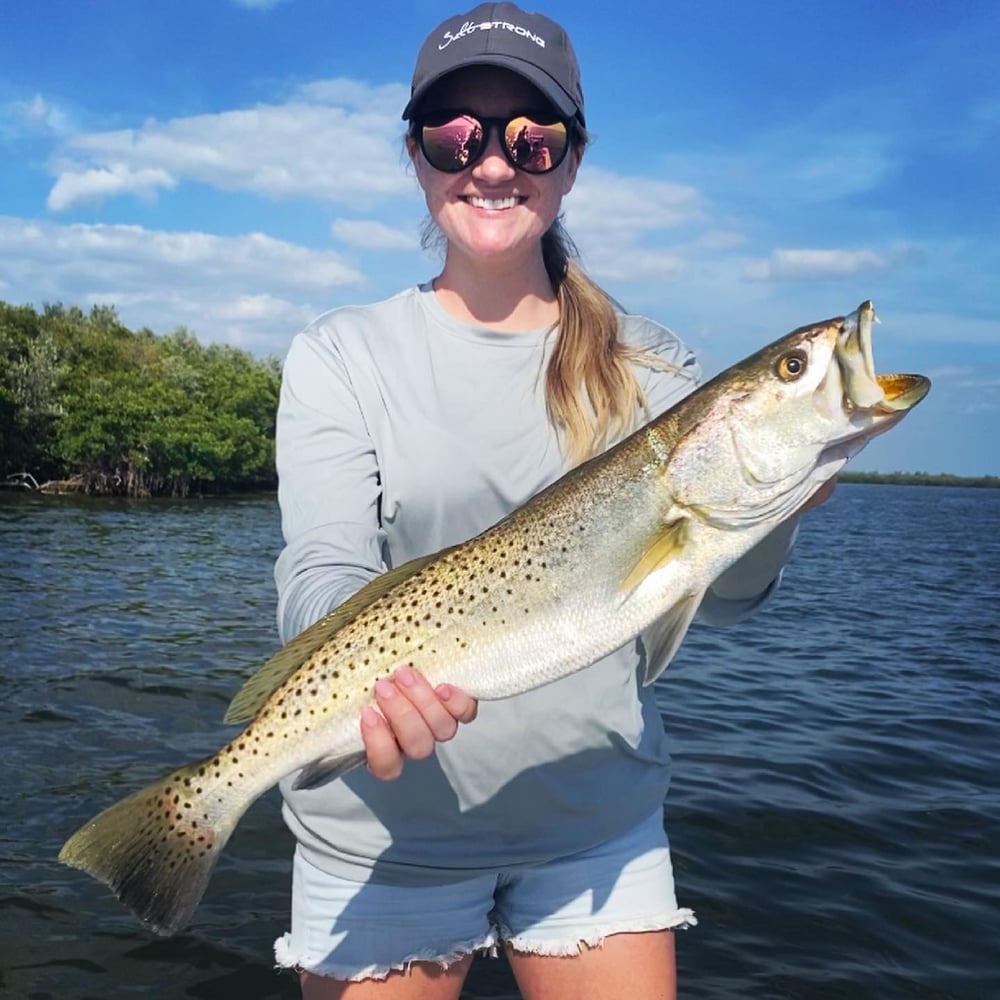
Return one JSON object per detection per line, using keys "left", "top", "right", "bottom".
{"left": 467, "top": 196, "right": 519, "bottom": 210}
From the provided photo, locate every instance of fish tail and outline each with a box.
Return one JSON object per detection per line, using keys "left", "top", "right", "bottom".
{"left": 58, "top": 755, "right": 248, "bottom": 936}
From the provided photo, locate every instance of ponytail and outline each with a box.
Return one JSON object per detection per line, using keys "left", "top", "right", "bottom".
{"left": 542, "top": 221, "right": 649, "bottom": 465}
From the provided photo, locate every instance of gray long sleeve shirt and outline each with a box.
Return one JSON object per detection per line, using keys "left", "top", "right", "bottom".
{"left": 274, "top": 283, "right": 795, "bottom": 885}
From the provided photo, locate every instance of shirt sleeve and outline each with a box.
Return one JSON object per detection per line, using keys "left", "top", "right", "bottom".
{"left": 697, "top": 519, "right": 799, "bottom": 625}
{"left": 273, "top": 323, "right": 385, "bottom": 645}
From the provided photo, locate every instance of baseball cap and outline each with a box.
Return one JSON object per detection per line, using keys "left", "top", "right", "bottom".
{"left": 401, "top": 3, "right": 585, "bottom": 125}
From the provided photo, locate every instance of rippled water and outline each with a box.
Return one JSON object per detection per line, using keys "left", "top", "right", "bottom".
{"left": 1, "top": 487, "right": 997, "bottom": 999}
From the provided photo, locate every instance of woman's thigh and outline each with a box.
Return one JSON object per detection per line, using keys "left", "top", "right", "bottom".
{"left": 300, "top": 955, "right": 474, "bottom": 1000}
{"left": 507, "top": 929, "right": 676, "bottom": 1000}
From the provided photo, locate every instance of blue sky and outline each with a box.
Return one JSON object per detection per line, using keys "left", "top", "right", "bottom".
{"left": 1, "top": 0, "right": 997, "bottom": 475}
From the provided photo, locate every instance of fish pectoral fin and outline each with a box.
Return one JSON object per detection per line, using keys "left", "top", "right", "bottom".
{"left": 292, "top": 750, "right": 368, "bottom": 791}
{"left": 640, "top": 589, "right": 706, "bottom": 686}
{"left": 620, "top": 519, "right": 689, "bottom": 595}
{"left": 224, "top": 548, "right": 455, "bottom": 725}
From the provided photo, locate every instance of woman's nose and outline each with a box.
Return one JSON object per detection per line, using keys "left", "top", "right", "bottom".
{"left": 471, "top": 128, "right": 516, "bottom": 181}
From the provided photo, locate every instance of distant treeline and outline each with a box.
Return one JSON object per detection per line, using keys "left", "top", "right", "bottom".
{"left": 840, "top": 471, "right": 999, "bottom": 488}
{"left": 1, "top": 301, "right": 281, "bottom": 497}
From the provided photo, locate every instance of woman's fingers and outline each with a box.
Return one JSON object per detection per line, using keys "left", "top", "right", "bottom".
{"left": 361, "top": 706, "right": 405, "bottom": 782}
{"left": 361, "top": 666, "right": 479, "bottom": 782}
{"left": 434, "top": 682, "right": 479, "bottom": 725}
{"left": 373, "top": 671, "right": 439, "bottom": 760}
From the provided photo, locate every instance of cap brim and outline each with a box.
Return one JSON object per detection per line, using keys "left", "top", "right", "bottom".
{"left": 402, "top": 54, "right": 581, "bottom": 123}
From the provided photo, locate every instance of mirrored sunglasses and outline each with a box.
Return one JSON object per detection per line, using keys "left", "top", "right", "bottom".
{"left": 416, "top": 111, "right": 572, "bottom": 175}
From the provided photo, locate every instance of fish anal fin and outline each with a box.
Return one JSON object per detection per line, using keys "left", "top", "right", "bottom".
{"left": 224, "top": 548, "right": 454, "bottom": 725}
{"left": 292, "top": 751, "right": 367, "bottom": 791}
{"left": 620, "top": 519, "right": 689, "bottom": 595}
{"left": 640, "top": 589, "right": 705, "bottom": 686}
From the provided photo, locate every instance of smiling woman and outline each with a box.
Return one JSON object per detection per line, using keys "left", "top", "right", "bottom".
{"left": 260, "top": 4, "right": 825, "bottom": 1000}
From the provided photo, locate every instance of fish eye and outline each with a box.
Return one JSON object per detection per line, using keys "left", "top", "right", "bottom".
{"left": 776, "top": 349, "right": 808, "bottom": 382}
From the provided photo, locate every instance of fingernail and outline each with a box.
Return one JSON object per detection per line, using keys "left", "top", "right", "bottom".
{"left": 395, "top": 665, "right": 415, "bottom": 687}
{"left": 375, "top": 678, "right": 396, "bottom": 699}
{"left": 436, "top": 684, "right": 453, "bottom": 700}
{"left": 361, "top": 707, "right": 381, "bottom": 728}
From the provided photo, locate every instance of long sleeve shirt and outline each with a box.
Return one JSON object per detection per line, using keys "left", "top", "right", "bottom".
{"left": 274, "top": 283, "right": 795, "bottom": 884}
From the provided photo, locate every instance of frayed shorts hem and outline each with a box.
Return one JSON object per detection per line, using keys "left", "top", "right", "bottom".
{"left": 274, "top": 929, "right": 499, "bottom": 982}
{"left": 276, "top": 809, "right": 692, "bottom": 982}
{"left": 500, "top": 907, "right": 697, "bottom": 957}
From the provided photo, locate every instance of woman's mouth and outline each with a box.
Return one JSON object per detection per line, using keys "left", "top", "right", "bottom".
{"left": 462, "top": 195, "right": 524, "bottom": 210}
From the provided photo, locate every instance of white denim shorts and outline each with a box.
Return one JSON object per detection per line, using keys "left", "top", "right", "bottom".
{"left": 274, "top": 809, "right": 696, "bottom": 982}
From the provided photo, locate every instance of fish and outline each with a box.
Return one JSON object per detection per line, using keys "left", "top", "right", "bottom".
{"left": 59, "top": 300, "right": 929, "bottom": 936}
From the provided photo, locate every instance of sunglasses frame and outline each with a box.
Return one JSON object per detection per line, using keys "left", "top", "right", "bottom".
{"left": 414, "top": 109, "right": 574, "bottom": 175}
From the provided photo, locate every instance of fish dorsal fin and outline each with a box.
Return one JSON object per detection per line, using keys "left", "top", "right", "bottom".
{"left": 640, "top": 588, "right": 706, "bottom": 686}
{"left": 223, "top": 549, "right": 448, "bottom": 724}
{"left": 620, "top": 519, "right": 689, "bottom": 595}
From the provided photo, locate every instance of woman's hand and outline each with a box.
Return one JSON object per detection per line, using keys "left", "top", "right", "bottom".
{"left": 360, "top": 666, "right": 479, "bottom": 781}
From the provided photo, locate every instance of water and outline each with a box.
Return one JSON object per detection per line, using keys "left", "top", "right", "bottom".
{"left": 1, "top": 486, "right": 997, "bottom": 999}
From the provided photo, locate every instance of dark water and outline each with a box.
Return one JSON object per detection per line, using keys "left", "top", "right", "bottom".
{"left": 1, "top": 486, "right": 997, "bottom": 999}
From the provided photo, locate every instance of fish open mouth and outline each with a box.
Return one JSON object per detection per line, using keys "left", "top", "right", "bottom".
{"left": 838, "top": 301, "right": 931, "bottom": 413}
{"left": 874, "top": 372, "right": 931, "bottom": 411}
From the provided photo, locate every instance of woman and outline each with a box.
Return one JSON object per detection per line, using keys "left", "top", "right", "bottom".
{"left": 272, "top": 5, "right": 804, "bottom": 997}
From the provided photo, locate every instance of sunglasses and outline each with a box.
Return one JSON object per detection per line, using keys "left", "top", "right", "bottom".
{"left": 415, "top": 110, "right": 573, "bottom": 175}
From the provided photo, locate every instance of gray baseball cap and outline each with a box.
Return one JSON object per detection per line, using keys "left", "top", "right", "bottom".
{"left": 402, "top": 3, "right": 585, "bottom": 124}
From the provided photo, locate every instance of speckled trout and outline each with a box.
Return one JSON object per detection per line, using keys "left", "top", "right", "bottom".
{"left": 60, "top": 301, "right": 929, "bottom": 935}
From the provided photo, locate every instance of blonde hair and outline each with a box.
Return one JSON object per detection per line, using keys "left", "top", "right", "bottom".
{"left": 541, "top": 219, "right": 654, "bottom": 465}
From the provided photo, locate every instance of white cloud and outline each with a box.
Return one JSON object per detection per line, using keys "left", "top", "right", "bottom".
{"left": 45, "top": 81, "right": 414, "bottom": 212}
{"left": 0, "top": 220, "right": 362, "bottom": 288}
{"left": 561, "top": 167, "right": 704, "bottom": 285}
{"left": 1, "top": 93, "right": 72, "bottom": 139}
{"left": 0, "top": 216, "right": 368, "bottom": 353}
{"left": 742, "top": 248, "right": 892, "bottom": 282}
{"left": 331, "top": 218, "right": 418, "bottom": 250}
{"left": 582, "top": 245, "right": 687, "bottom": 284}
{"left": 566, "top": 167, "right": 703, "bottom": 238}
{"left": 47, "top": 163, "right": 176, "bottom": 211}
{"left": 295, "top": 79, "right": 410, "bottom": 116}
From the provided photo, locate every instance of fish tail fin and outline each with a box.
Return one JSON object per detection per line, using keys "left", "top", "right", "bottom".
{"left": 59, "top": 756, "right": 248, "bottom": 936}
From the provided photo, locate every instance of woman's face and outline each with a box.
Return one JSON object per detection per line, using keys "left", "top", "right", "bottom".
{"left": 408, "top": 65, "right": 582, "bottom": 267}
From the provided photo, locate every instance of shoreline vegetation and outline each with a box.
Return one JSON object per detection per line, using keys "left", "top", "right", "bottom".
{"left": 839, "top": 471, "right": 999, "bottom": 488}
{"left": 2, "top": 301, "right": 279, "bottom": 498}
{"left": 2, "top": 300, "right": 995, "bottom": 497}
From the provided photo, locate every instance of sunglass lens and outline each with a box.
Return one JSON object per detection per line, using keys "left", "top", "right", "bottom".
{"left": 421, "top": 115, "right": 483, "bottom": 172}
{"left": 504, "top": 116, "right": 568, "bottom": 173}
